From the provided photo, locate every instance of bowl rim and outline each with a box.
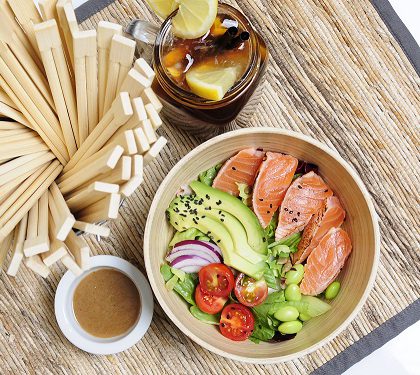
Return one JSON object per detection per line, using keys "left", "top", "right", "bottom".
{"left": 144, "top": 128, "right": 380, "bottom": 364}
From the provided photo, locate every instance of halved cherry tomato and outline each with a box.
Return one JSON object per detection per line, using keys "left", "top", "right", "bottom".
{"left": 199, "top": 264, "right": 234, "bottom": 297}
{"left": 195, "top": 286, "right": 227, "bottom": 315}
{"left": 219, "top": 303, "right": 255, "bottom": 341}
{"left": 234, "top": 273, "right": 268, "bottom": 307}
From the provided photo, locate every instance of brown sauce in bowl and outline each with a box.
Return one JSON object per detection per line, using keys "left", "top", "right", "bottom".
{"left": 73, "top": 268, "right": 141, "bottom": 338}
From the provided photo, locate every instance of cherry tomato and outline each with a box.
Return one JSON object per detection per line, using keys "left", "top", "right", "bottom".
{"left": 199, "top": 264, "right": 234, "bottom": 297}
{"left": 219, "top": 303, "right": 255, "bottom": 341}
{"left": 234, "top": 273, "right": 268, "bottom": 307}
{"left": 195, "top": 286, "right": 227, "bottom": 315}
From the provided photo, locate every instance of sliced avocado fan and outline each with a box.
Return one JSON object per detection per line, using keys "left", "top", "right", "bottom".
{"left": 189, "top": 181, "right": 268, "bottom": 254}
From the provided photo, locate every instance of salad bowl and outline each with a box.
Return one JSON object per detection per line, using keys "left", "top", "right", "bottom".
{"left": 144, "top": 128, "right": 380, "bottom": 363}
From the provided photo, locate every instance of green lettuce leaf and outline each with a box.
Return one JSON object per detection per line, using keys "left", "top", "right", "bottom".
{"left": 160, "top": 264, "right": 198, "bottom": 305}
{"left": 198, "top": 163, "right": 222, "bottom": 186}
{"left": 236, "top": 183, "right": 252, "bottom": 207}
{"left": 169, "top": 228, "right": 207, "bottom": 247}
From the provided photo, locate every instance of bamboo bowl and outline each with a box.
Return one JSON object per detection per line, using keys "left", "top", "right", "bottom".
{"left": 144, "top": 128, "right": 380, "bottom": 363}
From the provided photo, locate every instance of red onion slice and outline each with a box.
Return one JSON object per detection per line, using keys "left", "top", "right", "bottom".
{"left": 166, "top": 248, "right": 217, "bottom": 263}
{"left": 178, "top": 265, "right": 203, "bottom": 273}
{"left": 174, "top": 240, "right": 223, "bottom": 260}
{"left": 170, "top": 255, "right": 211, "bottom": 271}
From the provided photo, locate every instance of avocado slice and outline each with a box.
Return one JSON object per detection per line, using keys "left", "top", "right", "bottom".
{"left": 167, "top": 201, "right": 267, "bottom": 279}
{"left": 174, "top": 196, "right": 266, "bottom": 264}
{"left": 190, "top": 181, "right": 268, "bottom": 254}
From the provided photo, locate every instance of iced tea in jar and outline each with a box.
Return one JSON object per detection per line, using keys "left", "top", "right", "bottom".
{"left": 131, "top": 3, "right": 268, "bottom": 137}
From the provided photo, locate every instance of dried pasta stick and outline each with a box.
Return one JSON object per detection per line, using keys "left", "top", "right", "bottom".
{"left": 24, "top": 255, "right": 50, "bottom": 278}
{"left": 48, "top": 182, "right": 75, "bottom": 241}
{"left": 0, "top": 160, "right": 62, "bottom": 243}
{"left": 0, "top": 232, "right": 13, "bottom": 267}
{"left": 64, "top": 230, "right": 90, "bottom": 270}
{"left": 73, "top": 30, "right": 98, "bottom": 141}
{"left": 97, "top": 21, "right": 122, "bottom": 119}
{"left": 62, "top": 92, "right": 132, "bottom": 173}
{"left": 76, "top": 193, "right": 121, "bottom": 223}
{"left": 23, "top": 191, "right": 50, "bottom": 256}
{"left": 66, "top": 181, "right": 119, "bottom": 213}
{"left": 103, "top": 35, "right": 135, "bottom": 114}
{"left": 144, "top": 136, "right": 168, "bottom": 166}
{"left": 58, "top": 145, "right": 123, "bottom": 194}
{"left": 61, "top": 253, "right": 83, "bottom": 276}
{"left": 73, "top": 221, "right": 110, "bottom": 237}
{"left": 34, "top": 20, "right": 78, "bottom": 153}
{"left": 6, "top": 214, "right": 28, "bottom": 276}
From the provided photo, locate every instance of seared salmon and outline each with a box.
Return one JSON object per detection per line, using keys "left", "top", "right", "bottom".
{"left": 293, "top": 196, "right": 346, "bottom": 264}
{"left": 212, "top": 148, "right": 264, "bottom": 196}
{"left": 252, "top": 152, "right": 298, "bottom": 228}
{"left": 275, "top": 171, "right": 333, "bottom": 240}
{"left": 300, "top": 227, "right": 352, "bottom": 295}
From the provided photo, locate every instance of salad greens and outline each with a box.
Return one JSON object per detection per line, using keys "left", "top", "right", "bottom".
{"left": 190, "top": 306, "right": 220, "bottom": 325}
{"left": 250, "top": 291, "right": 285, "bottom": 343}
{"left": 169, "top": 228, "right": 207, "bottom": 247}
{"left": 236, "top": 183, "right": 252, "bottom": 207}
{"left": 263, "top": 212, "right": 278, "bottom": 245}
{"left": 198, "top": 163, "right": 222, "bottom": 186}
{"left": 161, "top": 264, "right": 197, "bottom": 305}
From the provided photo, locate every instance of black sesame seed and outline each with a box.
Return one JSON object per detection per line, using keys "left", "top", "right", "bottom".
{"left": 270, "top": 204, "right": 273, "bottom": 208}
{"left": 232, "top": 166, "right": 236, "bottom": 171}
{"left": 297, "top": 212, "right": 300, "bottom": 216}
{"left": 259, "top": 198, "right": 263, "bottom": 202}
{"left": 289, "top": 210, "right": 293, "bottom": 214}
{"left": 298, "top": 185, "right": 302, "bottom": 189}
{"left": 284, "top": 208, "right": 288, "bottom": 211}
{"left": 267, "top": 210, "right": 270, "bottom": 214}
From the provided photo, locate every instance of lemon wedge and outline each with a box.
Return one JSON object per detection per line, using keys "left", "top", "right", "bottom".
{"left": 145, "top": 0, "right": 179, "bottom": 19}
{"left": 146, "top": 0, "right": 218, "bottom": 39}
{"left": 186, "top": 65, "right": 239, "bottom": 101}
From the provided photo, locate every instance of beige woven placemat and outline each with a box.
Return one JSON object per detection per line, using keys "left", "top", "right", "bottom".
{"left": 0, "top": 0, "right": 419, "bottom": 374}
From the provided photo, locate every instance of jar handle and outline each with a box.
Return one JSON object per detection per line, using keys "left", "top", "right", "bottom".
{"left": 125, "top": 19, "right": 160, "bottom": 64}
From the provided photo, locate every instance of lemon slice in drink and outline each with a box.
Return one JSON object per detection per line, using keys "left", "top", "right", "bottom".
{"left": 146, "top": 0, "right": 218, "bottom": 39}
{"left": 145, "top": 0, "right": 179, "bottom": 19}
{"left": 186, "top": 65, "right": 240, "bottom": 101}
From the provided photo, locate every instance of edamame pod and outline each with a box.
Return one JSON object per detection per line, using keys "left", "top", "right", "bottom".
{"left": 278, "top": 320, "right": 303, "bottom": 334}
{"left": 285, "top": 283, "right": 302, "bottom": 301}
{"left": 285, "top": 264, "right": 304, "bottom": 285}
{"left": 274, "top": 306, "right": 299, "bottom": 322}
{"left": 299, "top": 313, "right": 311, "bottom": 321}
{"left": 325, "top": 281, "right": 341, "bottom": 300}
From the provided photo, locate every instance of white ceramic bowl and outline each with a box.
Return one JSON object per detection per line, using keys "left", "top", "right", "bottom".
{"left": 55, "top": 255, "right": 154, "bottom": 355}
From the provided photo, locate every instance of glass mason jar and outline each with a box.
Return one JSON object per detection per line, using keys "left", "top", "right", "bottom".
{"left": 128, "top": 3, "right": 268, "bottom": 138}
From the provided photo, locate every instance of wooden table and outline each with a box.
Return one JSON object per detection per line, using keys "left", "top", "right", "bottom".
{"left": 0, "top": 0, "right": 419, "bottom": 373}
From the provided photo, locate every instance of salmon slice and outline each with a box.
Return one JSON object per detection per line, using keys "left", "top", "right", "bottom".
{"left": 293, "top": 196, "right": 346, "bottom": 264}
{"left": 300, "top": 227, "right": 352, "bottom": 296}
{"left": 252, "top": 152, "right": 298, "bottom": 228}
{"left": 275, "top": 171, "right": 333, "bottom": 240}
{"left": 212, "top": 148, "right": 265, "bottom": 196}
